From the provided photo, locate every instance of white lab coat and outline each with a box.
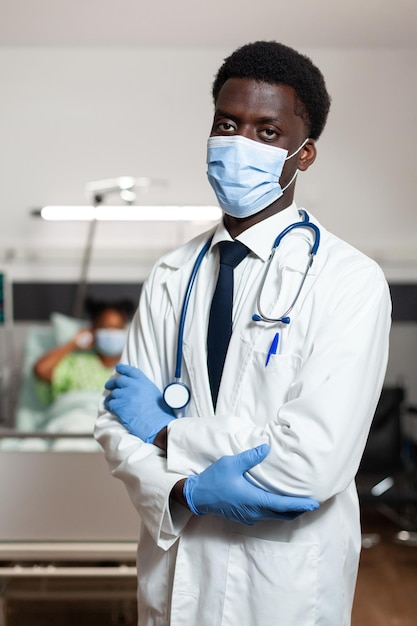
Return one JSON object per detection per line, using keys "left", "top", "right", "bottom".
{"left": 95, "top": 207, "right": 391, "bottom": 626}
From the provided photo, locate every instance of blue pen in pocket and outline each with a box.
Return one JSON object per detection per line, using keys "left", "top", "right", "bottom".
{"left": 265, "top": 332, "right": 280, "bottom": 367}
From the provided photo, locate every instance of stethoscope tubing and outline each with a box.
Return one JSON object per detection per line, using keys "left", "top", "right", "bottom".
{"left": 254, "top": 214, "right": 320, "bottom": 323}
{"left": 174, "top": 236, "right": 213, "bottom": 379}
{"left": 165, "top": 211, "right": 320, "bottom": 409}
{"left": 272, "top": 212, "right": 320, "bottom": 254}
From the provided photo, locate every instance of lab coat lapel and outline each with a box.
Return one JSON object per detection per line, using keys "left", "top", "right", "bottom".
{"left": 164, "top": 265, "right": 188, "bottom": 327}
{"left": 164, "top": 231, "right": 215, "bottom": 325}
{"left": 180, "top": 261, "right": 216, "bottom": 417}
{"left": 164, "top": 240, "right": 214, "bottom": 417}
{"left": 182, "top": 328, "right": 214, "bottom": 417}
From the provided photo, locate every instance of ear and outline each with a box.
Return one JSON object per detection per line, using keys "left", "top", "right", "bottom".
{"left": 297, "top": 139, "right": 316, "bottom": 172}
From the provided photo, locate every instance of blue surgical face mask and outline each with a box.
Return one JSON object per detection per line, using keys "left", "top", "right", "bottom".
{"left": 206, "top": 135, "right": 308, "bottom": 218}
{"left": 95, "top": 328, "right": 127, "bottom": 357}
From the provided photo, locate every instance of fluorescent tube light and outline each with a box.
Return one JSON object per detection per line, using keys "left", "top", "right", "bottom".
{"left": 39, "top": 205, "right": 222, "bottom": 222}
{"left": 40, "top": 206, "right": 96, "bottom": 221}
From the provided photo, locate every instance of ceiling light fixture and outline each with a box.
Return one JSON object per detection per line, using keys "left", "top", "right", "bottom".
{"left": 36, "top": 205, "right": 222, "bottom": 222}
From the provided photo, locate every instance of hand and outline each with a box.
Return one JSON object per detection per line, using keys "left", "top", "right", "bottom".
{"left": 183, "top": 444, "right": 319, "bottom": 525}
{"left": 104, "top": 364, "right": 175, "bottom": 444}
{"left": 74, "top": 328, "right": 94, "bottom": 350}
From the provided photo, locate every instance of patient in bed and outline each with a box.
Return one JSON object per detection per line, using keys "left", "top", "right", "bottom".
{"left": 24, "top": 297, "right": 134, "bottom": 450}
{"left": 34, "top": 298, "right": 134, "bottom": 399}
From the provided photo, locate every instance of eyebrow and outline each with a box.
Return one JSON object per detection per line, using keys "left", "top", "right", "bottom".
{"left": 213, "top": 109, "right": 239, "bottom": 121}
{"left": 214, "top": 110, "right": 282, "bottom": 125}
{"left": 255, "top": 116, "right": 282, "bottom": 124}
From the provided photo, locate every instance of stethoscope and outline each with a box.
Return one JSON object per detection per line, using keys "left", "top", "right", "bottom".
{"left": 163, "top": 210, "right": 320, "bottom": 411}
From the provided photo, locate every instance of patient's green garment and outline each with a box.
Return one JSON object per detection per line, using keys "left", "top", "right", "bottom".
{"left": 51, "top": 352, "right": 114, "bottom": 401}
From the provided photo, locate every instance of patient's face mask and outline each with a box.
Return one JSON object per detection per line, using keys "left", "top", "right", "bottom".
{"left": 206, "top": 135, "right": 308, "bottom": 218}
{"left": 95, "top": 328, "right": 127, "bottom": 357}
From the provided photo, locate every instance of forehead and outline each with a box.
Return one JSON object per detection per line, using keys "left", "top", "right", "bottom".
{"left": 214, "top": 77, "right": 300, "bottom": 124}
{"left": 94, "top": 308, "right": 126, "bottom": 328}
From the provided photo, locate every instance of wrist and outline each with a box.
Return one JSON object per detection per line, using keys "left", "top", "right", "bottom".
{"left": 152, "top": 426, "right": 168, "bottom": 451}
{"left": 182, "top": 475, "right": 202, "bottom": 516}
{"left": 170, "top": 478, "right": 188, "bottom": 508}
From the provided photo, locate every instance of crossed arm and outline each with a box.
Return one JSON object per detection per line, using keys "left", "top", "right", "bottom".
{"left": 100, "top": 251, "right": 391, "bottom": 529}
{"left": 103, "top": 364, "right": 319, "bottom": 524}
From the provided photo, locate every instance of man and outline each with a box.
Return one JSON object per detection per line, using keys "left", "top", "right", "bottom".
{"left": 96, "top": 41, "right": 391, "bottom": 625}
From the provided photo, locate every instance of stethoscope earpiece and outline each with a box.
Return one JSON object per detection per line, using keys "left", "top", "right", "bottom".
{"left": 252, "top": 314, "right": 291, "bottom": 324}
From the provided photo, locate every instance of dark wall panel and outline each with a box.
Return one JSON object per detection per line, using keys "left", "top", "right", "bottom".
{"left": 389, "top": 284, "right": 417, "bottom": 322}
{"left": 11, "top": 281, "right": 417, "bottom": 322}
{"left": 13, "top": 283, "right": 142, "bottom": 321}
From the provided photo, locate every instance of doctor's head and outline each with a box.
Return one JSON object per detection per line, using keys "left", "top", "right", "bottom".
{"left": 207, "top": 41, "right": 331, "bottom": 233}
{"left": 212, "top": 41, "right": 331, "bottom": 142}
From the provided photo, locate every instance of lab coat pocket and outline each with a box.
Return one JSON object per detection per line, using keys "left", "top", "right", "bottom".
{"left": 222, "top": 535, "right": 318, "bottom": 626}
{"left": 239, "top": 349, "right": 302, "bottom": 425}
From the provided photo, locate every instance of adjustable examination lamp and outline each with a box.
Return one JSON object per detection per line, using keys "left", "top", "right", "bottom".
{"left": 32, "top": 176, "right": 222, "bottom": 316}
{"left": 32, "top": 176, "right": 221, "bottom": 221}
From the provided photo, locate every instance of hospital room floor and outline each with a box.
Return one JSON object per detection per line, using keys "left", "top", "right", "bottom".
{"left": 0, "top": 576, "right": 138, "bottom": 625}
{"left": 352, "top": 508, "right": 417, "bottom": 626}
{"left": 1, "top": 509, "right": 417, "bottom": 625}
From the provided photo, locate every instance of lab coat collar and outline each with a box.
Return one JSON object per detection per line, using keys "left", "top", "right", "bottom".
{"left": 161, "top": 201, "right": 322, "bottom": 277}
{"left": 211, "top": 202, "right": 302, "bottom": 262}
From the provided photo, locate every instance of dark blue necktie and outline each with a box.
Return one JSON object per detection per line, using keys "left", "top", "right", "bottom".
{"left": 207, "top": 240, "right": 249, "bottom": 408}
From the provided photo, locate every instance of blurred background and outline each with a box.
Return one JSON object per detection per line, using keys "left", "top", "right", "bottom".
{"left": 0, "top": 2, "right": 416, "bottom": 624}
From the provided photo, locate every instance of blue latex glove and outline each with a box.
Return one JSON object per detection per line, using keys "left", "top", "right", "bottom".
{"left": 183, "top": 443, "right": 319, "bottom": 525}
{"left": 104, "top": 363, "right": 175, "bottom": 444}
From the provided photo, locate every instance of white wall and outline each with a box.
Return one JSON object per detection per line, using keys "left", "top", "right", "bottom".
{"left": 0, "top": 46, "right": 416, "bottom": 282}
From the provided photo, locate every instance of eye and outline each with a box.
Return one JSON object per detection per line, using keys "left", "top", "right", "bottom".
{"left": 258, "top": 128, "right": 279, "bottom": 142}
{"left": 213, "top": 121, "right": 237, "bottom": 134}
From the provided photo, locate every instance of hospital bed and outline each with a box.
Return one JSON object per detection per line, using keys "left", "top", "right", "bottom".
{"left": 0, "top": 449, "right": 139, "bottom": 625}
{"left": 0, "top": 282, "right": 142, "bottom": 624}
{"left": 0, "top": 312, "right": 108, "bottom": 451}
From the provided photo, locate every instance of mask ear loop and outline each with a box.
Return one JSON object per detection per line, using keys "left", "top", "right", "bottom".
{"left": 281, "top": 169, "right": 299, "bottom": 193}
{"left": 285, "top": 138, "right": 310, "bottom": 161}
{"left": 281, "top": 138, "right": 310, "bottom": 193}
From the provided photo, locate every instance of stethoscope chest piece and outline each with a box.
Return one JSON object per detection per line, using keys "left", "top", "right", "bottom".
{"left": 163, "top": 381, "right": 191, "bottom": 410}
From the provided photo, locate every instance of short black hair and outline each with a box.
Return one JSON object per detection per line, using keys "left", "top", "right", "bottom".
{"left": 84, "top": 297, "right": 135, "bottom": 322}
{"left": 212, "top": 41, "right": 331, "bottom": 140}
